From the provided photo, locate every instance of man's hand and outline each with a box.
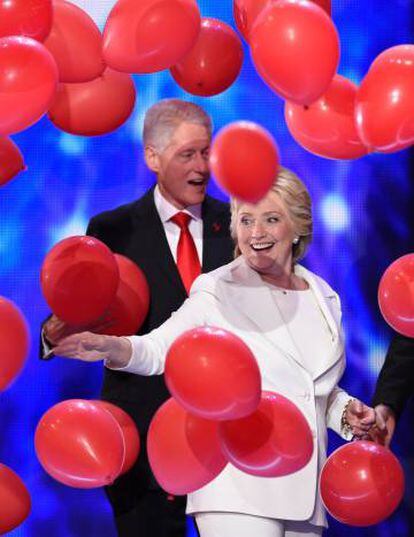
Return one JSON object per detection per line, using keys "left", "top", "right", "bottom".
{"left": 345, "top": 399, "right": 376, "bottom": 438}
{"left": 53, "top": 332, "right": 132, "bottom": 368}
{"left": 370, "top": 404, "right": 396, "bottom": 447}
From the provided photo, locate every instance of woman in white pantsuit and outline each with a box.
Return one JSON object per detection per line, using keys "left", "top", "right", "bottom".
{"left": 55, "top": 167, "right": 375, "bottom": 537}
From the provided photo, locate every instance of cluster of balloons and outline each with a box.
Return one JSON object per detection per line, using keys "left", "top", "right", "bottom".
{"left": 320, "top": 440, "right": 404, "bottom": 526}
{"left": 35, "top": 399, "right": 140, "bottom": 488}
{"left": 40, "top": 235, "right": 150, "bottom": 335}
{"left": 0, "top": 0, "right": 248, "bottom": 162}
{"left": 147, "top": 326, "right": 313, "bottom": 494}
{"left": 236, "top": 0, "right": 414, "bottom": 159}
{"left": 378, "top": 253, "right": 414, "bottom": 338}
{"left": 0, "top": 296, "right": 31, "bottom": 531}
{"left": 2, "top": 0, "right": 413, "bottom": 191}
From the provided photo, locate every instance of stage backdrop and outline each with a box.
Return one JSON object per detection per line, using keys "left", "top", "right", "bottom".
{"left": 1, "top": 0, "right": 414, "bottom": 535}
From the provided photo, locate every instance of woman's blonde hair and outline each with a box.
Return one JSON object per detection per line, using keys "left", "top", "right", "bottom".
{"left": 230, "top": 166, "right": 313, "bottom": 263}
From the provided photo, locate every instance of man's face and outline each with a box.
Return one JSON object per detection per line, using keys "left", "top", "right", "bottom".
{"left": 147, "top": 122, "right": 211, "bottom": 209}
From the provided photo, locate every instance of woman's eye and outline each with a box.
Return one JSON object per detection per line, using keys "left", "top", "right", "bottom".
{"left": 268, "top": 217, "right": 279, "bottom": 223}
{"left": 241, "top": 218, "right": 252, "bottom": 226}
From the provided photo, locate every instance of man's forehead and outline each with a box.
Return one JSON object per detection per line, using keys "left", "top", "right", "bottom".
{"left": 168, "top": 122, "right": 210, "bottom": 142}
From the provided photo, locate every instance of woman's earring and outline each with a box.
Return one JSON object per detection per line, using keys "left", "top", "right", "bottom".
{"left": 292, "top": 237, "right": 300, "bottom": 244}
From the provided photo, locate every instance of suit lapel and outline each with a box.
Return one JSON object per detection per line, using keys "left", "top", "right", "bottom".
{"left": 223, "top": 258, "right": 302, "bottom": 363}
{"left": 294, "top": 265, "right": 343, "bottom": 379}
{"left": 202, "top": 196, "right": 231, "bottom": 272}
{"left": 130, "top": 188, "right": 186, "bottom": 294}
{"left": 223, "top": 258, "right": 343, "bottom": 377}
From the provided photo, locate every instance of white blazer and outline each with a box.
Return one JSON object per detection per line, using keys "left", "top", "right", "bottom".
{"left": 121, "top": 257, "right": 352, "bottom": 527}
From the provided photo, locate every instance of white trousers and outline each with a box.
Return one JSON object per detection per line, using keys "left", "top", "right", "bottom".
{"left": 195, "top": 512, "right": 324, "bottom": 537}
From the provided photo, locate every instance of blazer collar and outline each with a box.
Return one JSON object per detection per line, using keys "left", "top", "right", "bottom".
{"left": 223, "top": 257, "right": 342, "bottom": 379}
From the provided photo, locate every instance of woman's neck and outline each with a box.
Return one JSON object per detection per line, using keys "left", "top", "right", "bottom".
{"left": 260, "top": 270, "right": 308, "bottom": 291}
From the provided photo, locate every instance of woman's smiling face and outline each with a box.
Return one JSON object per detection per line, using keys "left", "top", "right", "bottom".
{"left": 236, "top": 191, "right": 297, "bottom": 276}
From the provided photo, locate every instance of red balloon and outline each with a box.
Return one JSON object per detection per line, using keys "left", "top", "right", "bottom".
{"left": 35, "top": 400, "right": 125, "bottom": 488}
{"left": 0, "top": 296, "right": 29, "bottom": 391}
{"left": 378, "top": 254, "right": 414, "bottom": 337}
{"left": 48, "top": 68, "right": 136, "bottom": 136}
{"left": 170, "top": 17, "right": 243, "bottom": 97}
{"left": 0, "top": 0, "right": 53, "bottom": 41}
{"left": 320, "top": 441, "right": 404, "bottom": 526}
{"left": 103, "top": 0, "right": 201, "bottom": 74}
{"left": 165, "top": 326, "right": 261, "bottom": 420}
{"left": 355, "top": 45, "right": 414, "bottom": 153}
{"left": 234, "top": 1, "right": 332, "bottom": 44}
{"left": 0, "top": 36, "right": 58, "bottom": 135}
{"left": 99, "top": 254, "right": 150, "bottom": 336}
{"left": 219, "top": 391, "right": 313, "bottom": 477}
{"left": 0, "top": 464, "right": 31, "bottom": 534}
{"left": 209, "top": 121, "right": 279, "bottom": 203}
{"left": 94, "top": 401, "right": 140, "bottom": 475}
{"left": 233, "top": 0, "right": 269, "bottom": 43}
{"left": 147, "top": 398, "right": 227, "bottom": 494}
{"left": 285, "top": 75, "right": 369, "bottom": 160}
{"left": 250, "top": 0, "right": 339, "bottom": 105}
{"left": 311, "top": 0, "right": 331, "bottom": 16}
{"left": 40, "top": 235, "right": 119, "bottom": 325}
{"left": 0, "top": 136, "right": 26, "bottom": 186}
{"left": 43, "top": 0, "right": 105, "bottom": 83}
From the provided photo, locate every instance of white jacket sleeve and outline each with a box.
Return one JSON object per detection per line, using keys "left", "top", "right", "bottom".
{"left": 326, "top": 384, "right": 354, "bottom": 440}
{"left": 107, "top": 274, "right": 218, "bottom": 376}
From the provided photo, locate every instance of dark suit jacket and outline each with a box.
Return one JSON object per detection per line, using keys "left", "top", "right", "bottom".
{"left": 86, "top": 187, "right": 233, "bottom": 503}
{"left": 372, "top": 333, "right": 414, "bottom": 418}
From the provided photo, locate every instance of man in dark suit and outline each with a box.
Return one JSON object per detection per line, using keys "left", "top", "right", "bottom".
{"left": 42, "top": 99, "right": 233, "bottom": 537}
{"left": 372, "top": 333, "right": 414, "bottom": 446}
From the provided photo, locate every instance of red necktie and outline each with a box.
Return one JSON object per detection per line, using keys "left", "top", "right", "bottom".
{"left": 170, "top": 212, "right": 201, "bottom": 294}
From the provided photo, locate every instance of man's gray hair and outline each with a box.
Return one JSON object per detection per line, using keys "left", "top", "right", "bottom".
{"left": 143, "top": 99, "right": 213, "bottom": 153}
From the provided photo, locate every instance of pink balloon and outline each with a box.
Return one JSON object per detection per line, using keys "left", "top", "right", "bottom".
{"left": 165, "top": 326, "right": 261, "bottom": 420}
{"left": 43, "top": 0, "right": 105, "bottom": 83}
{"left": 35, "top": 400, "right": 125, "bottom": 488}
{"left": 250, "top": 0, "right": 339, "bottom": 105}
{"left": 285, "top": 75, "right": 369, "bottom": 160}
{"left": 320, "top": 441, "right": 404, "bottom": 526}
{"left": 219, "top": 391, "right": 313, "bottom": 477}
{"left": 378, "top": 253, "right": 414, "bottom": 337}
{"left": 209, "top": 121, "right": 279, "bottom": 203}
{"left": 0, "top": 36, "right": 58, "bottom": 135}
{"left": 355, "top": 45, "right": 414, "bottom": 153}
{"left": 147, "top": 398, "right": 227, "bottom": 494}
{"left": 103, "top": 0, "right": 201, "bottom": 74}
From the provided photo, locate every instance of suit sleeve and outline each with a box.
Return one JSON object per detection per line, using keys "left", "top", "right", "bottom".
{"left": 322, "top": 291, "right": 354, "bottom": 440}
{"left": 372, "top": 333, "right": 414, "bottom": 418}
{"left": 108, "top": 274, "right": 217, "bottom": 376}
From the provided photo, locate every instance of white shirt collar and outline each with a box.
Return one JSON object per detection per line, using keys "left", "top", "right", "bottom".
{"left": 154, "top": 184, "right": 202, "bottom": 223}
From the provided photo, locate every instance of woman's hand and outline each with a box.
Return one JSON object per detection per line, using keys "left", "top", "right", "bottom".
{"left": 43, "top": 313, "right": 114, "bottom": 346}
{"left": 345, "top": 399, "right": 376, "bottom": 438}
{"left": 53, "top": 331, "right": 132, "bottom": 368}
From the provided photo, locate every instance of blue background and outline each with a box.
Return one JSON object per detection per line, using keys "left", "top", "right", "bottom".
{"left": 1, "top": 0, "right": 414, "bottom": 535}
